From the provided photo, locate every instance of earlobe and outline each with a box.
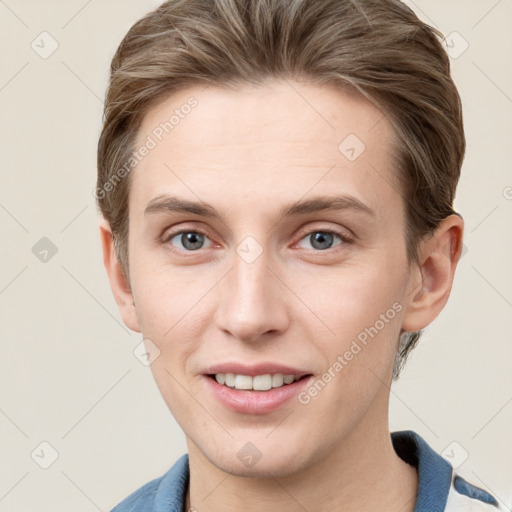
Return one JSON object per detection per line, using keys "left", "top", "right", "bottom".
{"left": 401, "top": 214, "right": 464, "bottom": 333}
{"left": 99, "top": 218, "right": 141, "bottom": 333}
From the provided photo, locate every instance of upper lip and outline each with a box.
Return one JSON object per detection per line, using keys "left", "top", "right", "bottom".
{"left": 204, "top": 362, "right": 311, "bottom": 378}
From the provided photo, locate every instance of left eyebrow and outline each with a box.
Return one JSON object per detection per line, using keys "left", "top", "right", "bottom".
{"left": 144, "top": 195, "right": 219, "bottom": 218}
{"left": 279, "top": 195, "right": 376, "bottom": 219}
{"left": 143, "top": 194, "right": 376, "bottom": 221}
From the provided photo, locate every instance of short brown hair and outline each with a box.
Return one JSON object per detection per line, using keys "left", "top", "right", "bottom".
{"left": 96, "top": 0, "right": 465, "bottom": 379}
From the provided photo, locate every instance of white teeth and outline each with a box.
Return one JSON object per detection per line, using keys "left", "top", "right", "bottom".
{"left": 253, "top": 374, "right": 272, "bottom": 391}
{"left": 213, "top": 373, "right": 300, "bottom": 391}
{"left": 225, "top": 373, "right": 235, "bottom": 387}
{"left": 234, "top": 374, "right": 252, "bottom": 390}
{"left": 272, "top": 374, "right": 284, "bottom": 387}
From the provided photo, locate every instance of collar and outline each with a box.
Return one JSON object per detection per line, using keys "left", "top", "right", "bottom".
{"left": 391, "top": 430, "right": 453, "bottom": 511}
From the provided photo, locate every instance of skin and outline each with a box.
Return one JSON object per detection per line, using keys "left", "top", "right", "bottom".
{"left": 100, "top": 79, "right": 464, "bottom": 512}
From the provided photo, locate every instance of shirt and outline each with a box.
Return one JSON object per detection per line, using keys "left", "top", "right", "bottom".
{"left": 110, "top": 430, "right": 503, "bottom": 511}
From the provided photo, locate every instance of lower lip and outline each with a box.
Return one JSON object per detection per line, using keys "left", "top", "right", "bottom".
{"left": 204, "top": 375, "right": 313, "bottom": 414}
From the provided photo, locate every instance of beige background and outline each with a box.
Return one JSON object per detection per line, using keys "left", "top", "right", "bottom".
{"left": 0, "top": 1, "right": 511, "bottom": 510}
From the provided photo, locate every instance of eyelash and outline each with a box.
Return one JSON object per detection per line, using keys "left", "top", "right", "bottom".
{"left": 162, "top": 227, "right": 353, "bottom": 255}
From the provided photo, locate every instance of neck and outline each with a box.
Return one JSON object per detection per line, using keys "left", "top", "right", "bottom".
{"left": 185, "top": 400, "right": 418, "bottom": 512}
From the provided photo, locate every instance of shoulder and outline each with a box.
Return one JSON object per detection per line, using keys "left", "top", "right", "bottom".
{"left": 110, "top": 454, "right": 189, "bottom": 512}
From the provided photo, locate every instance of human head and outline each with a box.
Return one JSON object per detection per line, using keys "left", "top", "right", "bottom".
{"left": 96, "top": 0, "right": 464, "bottom": 378}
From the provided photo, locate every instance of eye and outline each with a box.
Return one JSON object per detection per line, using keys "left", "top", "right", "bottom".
{"left": 296, "top": 229, "right": 351, "bottom": 251}
{"left": 165, "top": 230, "right": 213, "bottom": 252}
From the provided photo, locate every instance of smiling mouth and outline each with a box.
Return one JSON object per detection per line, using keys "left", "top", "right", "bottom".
{"left": 208, "top": 373, "right": 311, "bottom": 391}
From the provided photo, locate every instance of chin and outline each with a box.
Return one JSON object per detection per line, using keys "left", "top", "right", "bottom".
{"left": 198, "top": 435, "right": 318, "bottom": 479}
{"left": 215, "top": 453, "right": 307, "bottom": 479}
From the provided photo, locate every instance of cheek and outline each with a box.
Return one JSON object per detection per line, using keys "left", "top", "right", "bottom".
{"left": 301, "top": 273, "right": 405, "bottom": 419}
{"left": 294, "top": 267, "right": 407, "bottom": 400}
{"left": 299, "top": 265, "right": 405, "bottom": 339}
{"left": 130, "top": 262, "right": 219, "bottom": 384}
{"left": 130, "top": 260, "right": 203, "bottom": 336}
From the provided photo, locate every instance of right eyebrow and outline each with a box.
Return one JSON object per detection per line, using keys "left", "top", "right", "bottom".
{"left": 144, "top": 195, "right": 221, "bottom": 218}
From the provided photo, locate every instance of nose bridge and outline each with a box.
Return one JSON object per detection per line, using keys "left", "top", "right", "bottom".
{"left": 215, "top": 235, "right": 287, "bottom": 342}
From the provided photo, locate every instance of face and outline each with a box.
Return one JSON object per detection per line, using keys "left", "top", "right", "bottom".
{"left": 124, "top": 80, "right": 419, "bottom": 477}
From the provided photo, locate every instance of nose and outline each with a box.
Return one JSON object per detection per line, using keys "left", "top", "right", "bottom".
{"left": 214, "top": 245, "right": 289, "bottom": 344}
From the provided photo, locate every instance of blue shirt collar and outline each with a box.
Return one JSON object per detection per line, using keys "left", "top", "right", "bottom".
{"left": 391, "top": 430, "right": 453, "bottom": 511}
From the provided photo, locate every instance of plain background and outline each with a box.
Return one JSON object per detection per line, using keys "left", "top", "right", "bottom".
{"left": 0, "top": 1, "right": 511, "bottom": 510}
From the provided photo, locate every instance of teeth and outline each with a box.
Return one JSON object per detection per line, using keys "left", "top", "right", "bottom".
{"left": 272, "top": 374, "right": 284, "bottom": 387}
{"left": 283, "top": 375, "right": 295, "bottom": 384}
{"left": 253, "top": 374, "right": 272, "bottom": 391}
{"left": 214, "top": 373, "right": 299, "bottom": 391}
{"left": 234, "top": 374, "right": 252, "bottom": 390}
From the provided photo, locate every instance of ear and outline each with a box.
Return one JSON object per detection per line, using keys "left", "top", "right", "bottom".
{"left": 401, "top": 214, "right": 464, "bottom": 333}
{"left": 99, "top": 218, "right": 141, "bottom": 333}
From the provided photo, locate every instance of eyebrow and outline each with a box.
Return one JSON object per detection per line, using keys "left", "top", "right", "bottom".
{"left": 144, "top": 194, "right": 376, "bottom": 221}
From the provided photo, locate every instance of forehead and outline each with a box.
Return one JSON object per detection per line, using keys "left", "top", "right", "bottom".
{"left": 131, "top": 80, "right": 402, "bottom": 221}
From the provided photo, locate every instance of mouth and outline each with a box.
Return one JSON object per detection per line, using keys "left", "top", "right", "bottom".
{"left": 203, "top": 368, "right": 314, "bottom": 414}
{"left": 202, "top": 362, "right": 314, "bottom": 413}
{"left": 208, "top": 373, "right": 311, "bottom": 391}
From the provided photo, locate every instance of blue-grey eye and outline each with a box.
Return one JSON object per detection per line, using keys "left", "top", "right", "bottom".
{"left": 169, "top": 231, "right": 211, "bottom": 251}
{"left": 298, "top": 231, "right": 345, "bottom": 251}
